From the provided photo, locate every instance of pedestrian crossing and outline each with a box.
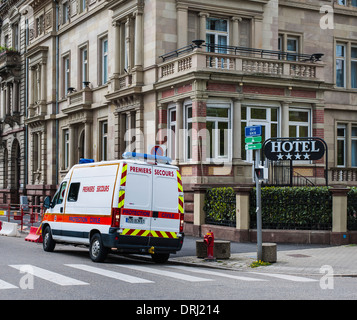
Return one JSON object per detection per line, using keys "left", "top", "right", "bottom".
{"left": 0, "top": 263, "right": 318, "bottom": 290}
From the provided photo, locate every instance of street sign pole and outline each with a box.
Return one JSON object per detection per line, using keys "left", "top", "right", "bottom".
{"left": 255, "top": 148, "right": 262, "bottom": 261}
{"left": 245, "top": 125, "right": 263, "bottom": 261}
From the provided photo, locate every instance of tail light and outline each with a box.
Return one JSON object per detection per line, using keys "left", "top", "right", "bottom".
{"left": 111, "top": 208, "right": 121, "bottom": 228}
{"left": 180, "top": 213, "right": 184, "bottom": 233}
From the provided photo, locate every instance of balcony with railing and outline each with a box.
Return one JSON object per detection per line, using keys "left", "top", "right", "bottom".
{"left": 62, "top": 84, "right": 93, "bottom": 114}
{"left": 158, "top": 42, "right": 324, "bottom": 83}
{"left": 0, "top": 49, "right": 21, "bottom": 78}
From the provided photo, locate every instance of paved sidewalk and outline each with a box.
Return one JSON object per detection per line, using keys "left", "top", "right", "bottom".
{"left": 171, "top": 244, "right": 357, "bottom": 277}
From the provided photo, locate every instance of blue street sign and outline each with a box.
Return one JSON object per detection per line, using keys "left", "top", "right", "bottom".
{"left": 245, "top": 125, "right": 262, "bottom": 137}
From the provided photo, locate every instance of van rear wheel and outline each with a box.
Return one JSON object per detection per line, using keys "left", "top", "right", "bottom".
{"left": 151, "top": 253, "right": 170, "bottom": 264}
{"left": 89, "top": 233, "right": 108, "bottom": 262}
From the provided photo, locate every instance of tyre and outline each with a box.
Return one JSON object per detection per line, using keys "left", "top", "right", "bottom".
{"left": 151, "top": 253, "right": 170, "bottom": 264}
{"left": 43, "top": 226, "right": 56, "bottom": 252}
{"left": 89, "top": 233, "right": 108, "bottom": 262}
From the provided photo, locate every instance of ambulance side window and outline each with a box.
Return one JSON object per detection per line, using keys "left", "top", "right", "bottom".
{"left": 50, "top": 181, "right": 67, "bottom": 207}
{"left": 68, "top": 183, "right": 80, "bottom": 202}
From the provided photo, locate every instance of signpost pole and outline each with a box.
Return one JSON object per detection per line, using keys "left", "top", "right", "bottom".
{"left": 255, "top": 149, "right": 262, "bottom": 261}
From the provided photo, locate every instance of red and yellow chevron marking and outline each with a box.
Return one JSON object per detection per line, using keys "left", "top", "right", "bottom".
{"left": 118, "top": 163, "right": 127, "bottom": 209}
{"left": 177, "top": 170, "right": 183, "bottom": 193}
{"left": 122, "top": 228, "right": 178, "bottom": 239}
{"left": 120, "top": 163, "right": 127, "bottom": 186}
{"left": 178, "top": 195, "right": 184, "bottom": 214}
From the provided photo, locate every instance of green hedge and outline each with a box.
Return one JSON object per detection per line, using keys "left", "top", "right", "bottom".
{"left": 204, "top": 186, "right": 357, "bottom": 230}
{"left": 204, "top": 187, "right": 235, "bottom": 227}
{"left": 347, "top": 187, "right": 357, "bottom": 231}
{"left": 250, "top": 187, "right": 332, "bottom": 230}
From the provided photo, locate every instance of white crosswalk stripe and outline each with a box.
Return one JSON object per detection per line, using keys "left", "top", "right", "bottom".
{"left": 9, "top": 265, "right": 89, "bottom": 286}
{"left": 0, "top": 279, "right": 17, "bottom": 290}
{"left": 168, "top": 265, "right": 267, "bottom": 281}
{"left": 65, "top": 264, "right": 154, "bottom": 284}
{"left": 1, "top": 263, "right": 319, "bottom": 290}
{"left": 250, "top": 272, "right": 318, "bottom": 282}
{"left": 118, "top": 264, "right": 213, "bottom": 282}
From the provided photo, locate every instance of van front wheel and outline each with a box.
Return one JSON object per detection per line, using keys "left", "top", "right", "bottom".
{"left": 89, "top": 233, "right": 108, "bottom": 262}
{"left": 43, "top": 226, "right": 56, "bottom": 252}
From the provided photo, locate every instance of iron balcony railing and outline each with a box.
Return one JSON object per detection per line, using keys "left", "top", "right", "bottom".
{"left": 159, "top": 42, "right": 323, "bottom": 63}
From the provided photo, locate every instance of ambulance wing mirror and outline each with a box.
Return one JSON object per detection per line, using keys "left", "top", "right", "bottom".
{"left": 43, "top": 196, "right": 51, "bottom": 209}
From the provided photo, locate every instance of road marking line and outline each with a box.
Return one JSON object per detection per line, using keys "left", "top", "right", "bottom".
{"left": 9, "top": 265, "right": 89, "bottom": 286}
{"left": 65, "top": 264, "right": 153, "bottom": 284}
{"left": 0, "top": 279, "right": 18, "bottom": 290}
{"left": 169, "top": 265, "right": 267, "bottom": 282}
{"left": 118, "top": 264, "right": 212, "bottom": 282}
{"left": 250, "top": 272, "right": 318, "bottom": 282}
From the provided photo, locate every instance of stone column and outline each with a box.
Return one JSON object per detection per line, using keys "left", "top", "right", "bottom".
{"left": 2, "top": 85, "right": 6, "bottom": 117}
{"left": 135, "top": 108, "right": 144, "bottom": 153}
{"left": 134, "top": 10, "right": 143, "bottom": 68}
{"left": 234, "top": 187, "right": 252, "bottom": 242}
{"left": 331, "top": 187, "right": 349, "bottom": 245}
{"left": 113, "top": 21, "right": 121, "bottom": 75}
{"left": 125, "top": 17, "right": 132, "bottom": 71}
{"left": 193, "top": 186, "right": 206, "bottom": 237}
{"left": 5, "top": 83, "right": 10, "bottom": 115}
{"left": 175, "top": 100, "right": 183, "bottom": 163}
{"left": 69, "top": 125, "right": 75, "bottom": 168}
{"left": 198, "top": 12, "right": 209, "bottom": 42}
{"left": 84, "top": 122, "right": 92, "bottom": 159}
{"left": 177, "top": 4, "right": 188, "bottom": 48}
{"left": 13, "top": 81, "right": 19, "bottom": 113}
{"left": 232, "top": 99, "right": 242, "bottom": 162}
{"left": 281, "top": 102, "right": 290, "bottom": 137}
{"left": 28, "top": 67, "right": 34, "bottom": 107}
{"left": 231, "top": 17, "right": 241, "bottom": 47}
{"left": 191, "top": 98, "right": 207, "bottom": 163}
{"left": 40, "top": 62, "right": 46, "bottom": 102}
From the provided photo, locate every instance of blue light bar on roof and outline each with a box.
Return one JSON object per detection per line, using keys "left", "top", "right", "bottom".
{"left": 122, "top": 152, "right": 172, "bottom": 164}
{"left": 79, "top": 158, "right": 95, "bottom": 164}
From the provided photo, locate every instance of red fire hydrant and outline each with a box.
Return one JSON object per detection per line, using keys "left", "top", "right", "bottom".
{"left": 203, "top": 230, "right": 215, "bottom": 261}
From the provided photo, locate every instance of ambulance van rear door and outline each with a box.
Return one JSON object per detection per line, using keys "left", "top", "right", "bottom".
{"left": 149, "top": 165, "right": 182, "bottom": 248}
{"left": 119, "top": 162, "right": 153, "bottom": 248}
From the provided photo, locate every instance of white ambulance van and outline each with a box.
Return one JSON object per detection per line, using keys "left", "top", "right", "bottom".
{"left": 42, "top": 152, "right": 184, "bottom": 263}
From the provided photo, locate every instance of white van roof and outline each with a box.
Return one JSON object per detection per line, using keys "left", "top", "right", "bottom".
{"left": 63, "top": 154, "right": 178, "bottom": 180}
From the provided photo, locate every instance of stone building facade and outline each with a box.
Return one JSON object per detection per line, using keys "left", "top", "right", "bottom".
{"left": 0, "top": 0, "right": 356, "bottom": 232}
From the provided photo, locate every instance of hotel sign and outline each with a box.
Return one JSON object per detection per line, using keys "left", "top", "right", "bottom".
{"left": 263, "top": 137, "right": 326, "bottom": 161}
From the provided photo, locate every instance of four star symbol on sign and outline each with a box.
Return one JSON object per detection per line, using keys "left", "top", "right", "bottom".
{"left": 276, "top": 152, "right": 310, "bottom": 160}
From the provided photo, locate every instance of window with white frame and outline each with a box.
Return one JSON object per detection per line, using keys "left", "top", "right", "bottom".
{"left": 278, "top": 34, "right": 300, "bottom": 61}
{"left": 63, "top": 55, "right": 70, "bottom": 97}
{"left": 286, "top": 37, "right": 299, "bottom": 61}
{"left": 185, "top": 104, "right": 192, "bottom": 161}
{"left": 12, "top": 23, "right": 19, "bottom": 51}
{"left": 289, "top": 109, "right": 310, "bottom": 138}
{"left": 336, "top": 43, "right": 346, "bottom": 88}
{"left": 241, "top": 106, "right": 279, "bottom": 161}
{"left": 337, "top": 124, "right": 346, "bottom": 167}
{"left": 352, "top": 46, "right": 357, "bottom": 89}
{"left": 352, "top": 126, "right": 357, "bottom": 167}
{"left": 100, "top": 120, "right": 108, "bottom": 161}
{"left": 206, "top": 104, "right": 231, "bottom": 161}
{"left": 80, "top": 46, "right": 88, "bottom": 88}
{"left": 206, "top": 17, "right": 228, "bottom": 54}
{"left": 62, "top": 1, "right": 69, "bottom": 24}
{"left": 168, "top": 107, "right": 176, "bottom": 160}
{"left": 101, "top": 37, "right": 108, "bottom": 85}
{"left": 64, "top": 129, "right": 70, "bottom": 169}
{"left": 79, "top": 0, "right": 86, "bottom": 13}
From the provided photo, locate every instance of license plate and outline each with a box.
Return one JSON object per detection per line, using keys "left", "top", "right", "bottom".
{"left": 126, "top": 217, "right": 145, "bottom": 224}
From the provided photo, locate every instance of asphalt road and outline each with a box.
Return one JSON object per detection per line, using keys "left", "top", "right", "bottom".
{"left": 1, "top": 234, "right": 357, "bottom": 305}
